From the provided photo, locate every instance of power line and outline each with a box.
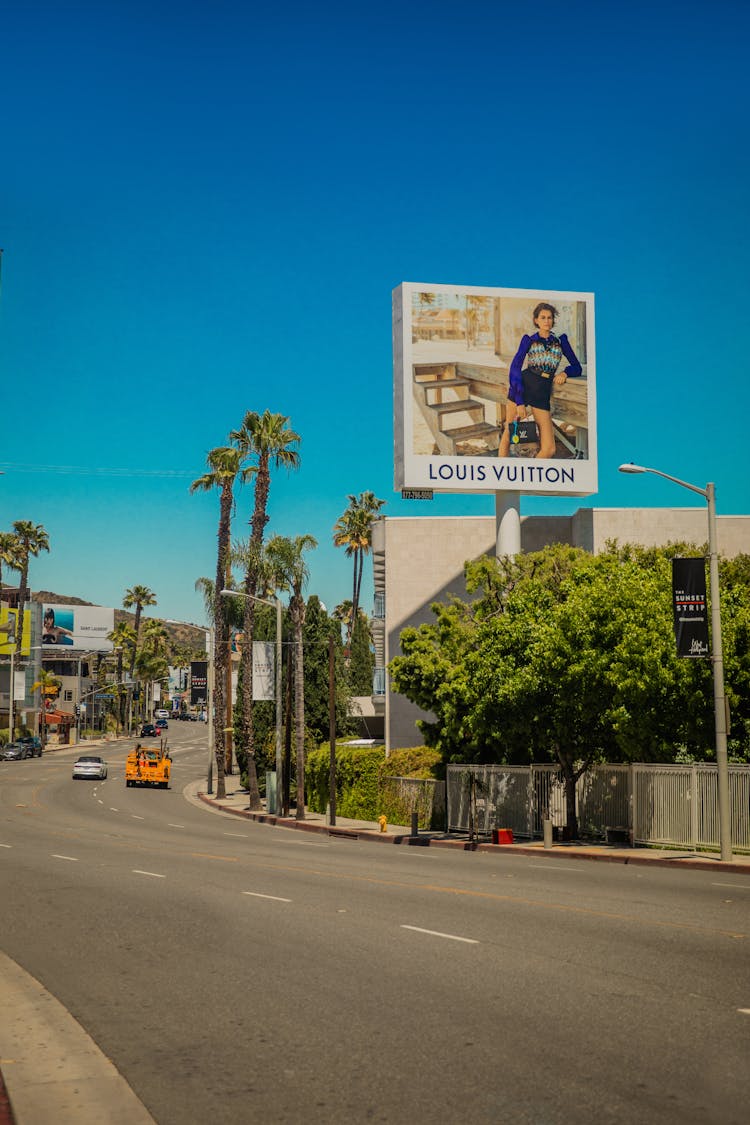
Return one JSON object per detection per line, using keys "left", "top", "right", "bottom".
{"left": 0, "top": 462, "right": 195, "bottom": 478}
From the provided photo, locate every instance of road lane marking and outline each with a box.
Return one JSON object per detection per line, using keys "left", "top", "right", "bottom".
{"left": 109, "top": 807, "right": 119, "bottom": 812}
{"left": 529, "top": 864, "right": 584, "bottom": 873}
{"left": 401, "top": 925, "right": 478, "bottom": 944}
{"left": 168, "top": 824, "right": 185, "bottom": 828}
{"left": 242, "top": 892, "right": 292, "bottom": 903}
{"left": 52, "top": 855, "right": 78, "bottom": 862}
{"left": 131, "top": 815, "right": 145, "bottom": 820}
{"left": 132, "top": 870, "right": 166, "bottom": 878}
{"left": 190, "top": 852, "right": 239, "bottom": 862}
{"left": 712, "top": 883, "right": 750, "bottom": 891}
{"left": 739, "top": 1009, "right": 750, "bottom": 1015}
{"left": 223, "top": 833, "right": 248, "bottom": 838}
{"left": 0, "top": 844, "right": 12, "bottom": 848}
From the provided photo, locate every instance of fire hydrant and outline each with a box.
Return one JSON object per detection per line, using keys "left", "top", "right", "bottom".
{"left": 378, "top": 815, "right": 387, "bottom": 833}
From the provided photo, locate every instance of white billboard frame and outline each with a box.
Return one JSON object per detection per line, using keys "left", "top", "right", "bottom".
{"left": 394, "top": 281, "right": 597, "bottom": 497}
{"left": 41, "top": 604, "right": 114, "bottom": 652}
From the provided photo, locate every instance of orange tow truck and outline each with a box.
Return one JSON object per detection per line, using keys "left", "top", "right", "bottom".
{"left": 125, "top": 741, "right": 171, "bottom": 788}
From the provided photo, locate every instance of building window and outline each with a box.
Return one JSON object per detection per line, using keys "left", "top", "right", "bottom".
{"left": 373, "top": 668, "right": 386, "bottom": 696}
{"left": 373, "top": 593, "right": 385, "bottom": 619}
{"left": 64, "top": 690, "right": 73, "bottom": 703}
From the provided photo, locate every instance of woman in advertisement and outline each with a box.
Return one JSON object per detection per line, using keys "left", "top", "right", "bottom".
{"left": 499, "top": 302, "right": 582, "bottom": 459}
{"left": 42, "top": 607, "right": 74, "bottom": 645}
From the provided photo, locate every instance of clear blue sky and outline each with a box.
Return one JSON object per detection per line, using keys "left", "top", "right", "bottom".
{"left": 2, "top": 0, "right": 748, "bottom": 626}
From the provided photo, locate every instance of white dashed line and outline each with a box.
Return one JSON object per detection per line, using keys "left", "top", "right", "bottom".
{"left": 712, "top": 883, "right": 750, "bottom": 891}
{"left": 168, "top": 823, "right": 185, "bottom": 829}
{"left": 132, "top": 815, "right": 145, "bottom": 820}
{"left": 52, "top": 854, "right": 79, "bottom": 862}
{"left": 242, "top": 891, "right": 292, "bottom": 903}
{"left": 0, "top": 844, "right": 12, "bottom": 848}
{"left": 401, "top": 925, "right": 478, "bottom": 944}
{"left": 738, "top": 1008, "right": 750, "bottom": 1015}
{"left": 132, "top": 870, "right": 166, "bottom": 878}
{"left": 223, "top": 833, "right": 248, "bottom": 838}
{"left": 529, "top": 864, "right": 583, "bottom": 872}
{"left": 109, "top": 807, "right": 119, "bottom": 812}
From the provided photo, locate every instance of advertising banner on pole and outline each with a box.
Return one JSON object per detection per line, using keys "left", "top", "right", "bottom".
{"left": 253, "top": 641, "right": 274, "bottom": 701}
{"left": 393, "top": 281, "right": 597, "bottom": 496}
{"left": 190, "top": 661, "right": 208, "bottom": 704}
{"left": 672, "top": 557, "right": 709, "bottom": 657}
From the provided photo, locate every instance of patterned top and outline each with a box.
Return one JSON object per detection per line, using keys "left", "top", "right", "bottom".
{"left": 508, "top": 332, "right": 582, "bottom": 406}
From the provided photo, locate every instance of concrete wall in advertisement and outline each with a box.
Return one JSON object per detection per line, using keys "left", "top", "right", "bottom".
{"left": 393, "top": 281, "right": 597, "bottom": 497}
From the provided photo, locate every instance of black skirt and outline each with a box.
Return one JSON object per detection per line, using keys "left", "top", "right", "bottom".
{"left": 521, "top": 366, "right": 553, "bottom": 411}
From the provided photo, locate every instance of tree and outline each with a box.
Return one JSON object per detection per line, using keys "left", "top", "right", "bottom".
{"left": 12, "top": 521, "right": 50, "bottom": 643}
{"left": 266, "top": 533, "right": 317, "bottom": 818}
{"left": 123, "top": 585, "right": 157, "bottom": 678}
{"left": 0, "top": 531, "right": 23, "bottom": 594}
{"left": 302, "top": 596, "right": 350, "bottom": 744}
{"left": 229, "top": 411, "right": 301, "bottom": 809}
{"left": 108, "top": 621, "right": 136, "bottom": 730}
{"left": 389, "top": 544, "right": 750, "bottom": 838}
{"left": 31, "top": 669, "right": 61, "bottom": 751}
{"left": 348, "top": 609, "right": 374, "bottom": 695}
{"left": 332, "top": 491, "right": 385, "bottom": 650}
{"left": 190, "top": 446, "right": 249, "bottom": 800}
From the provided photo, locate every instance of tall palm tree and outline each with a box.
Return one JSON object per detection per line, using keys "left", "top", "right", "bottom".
{"left": 229, "top": 411, "right": 301, "bottom": 809}
{"left": 12, "top": 521, "right": 50, "bottom": 648}
{"left": 332, "top": 492, "right": 385, "bottom": 649}
{"left": 190, "top": 445, "right": 249, "bottom": 800}
{"left": 266, "top": 534, "right": 317, "bottom": 819}
{"left": 123, "top": 585, "right": 157, "bottom": 677}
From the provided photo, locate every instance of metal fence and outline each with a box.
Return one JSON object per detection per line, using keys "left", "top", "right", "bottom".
{"left": 446, "top": 762, "right": 750, "bottom": 853}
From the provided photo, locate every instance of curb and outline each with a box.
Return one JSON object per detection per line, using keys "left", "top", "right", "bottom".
{"left": 196, "top": 793, "right": 750, "bottom": 874}
{"left": 0, "top": 1069, "right": 16, "bottom": 1125}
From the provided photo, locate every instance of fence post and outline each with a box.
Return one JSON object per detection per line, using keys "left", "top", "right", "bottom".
{"left": 691, "top": 764, "right": 698, "bottom": 850}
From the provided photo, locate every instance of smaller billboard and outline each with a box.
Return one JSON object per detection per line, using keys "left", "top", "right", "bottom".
{"left": 0, "top": 605, "right": 32, "bottom": 656}
{"left": 190, "top": 661, "right": 208, "bottom": 704}
{"left": 672, "top": 558, "right": 709, "bottom": 658}
{"left": 42, "top": 604, "right": 114, "bottom": 651}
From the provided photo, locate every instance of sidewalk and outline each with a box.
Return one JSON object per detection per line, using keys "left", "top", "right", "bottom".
{"left": 186, "top": 776, "right": 750, "bottom": 875}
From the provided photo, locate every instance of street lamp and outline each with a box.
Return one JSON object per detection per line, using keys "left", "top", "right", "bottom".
{"left": 618, "top": 462, "right": 732, "bottom": 860}
{"left": 221, "top": 588, "right": 282, "bottom": 814}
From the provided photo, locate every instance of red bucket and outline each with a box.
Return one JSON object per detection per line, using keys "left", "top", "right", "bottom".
{"left": 492, "top": 828, "right": 514, "bottom": 845}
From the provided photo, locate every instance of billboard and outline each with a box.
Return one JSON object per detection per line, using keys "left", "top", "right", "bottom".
{"left": 42, "top": 604, "right": 114, "bottom": 651}
{"left": 0, "top": 605, "right": 32, "bottom": 656}
{"left": 672, "top": 558, "right": 710, "bottom": 658}
{"left": 190, "top": 661, "right": 208, "bottom": 704}
{"left": 394, "top": 282, "right": 597, "bottom": 496}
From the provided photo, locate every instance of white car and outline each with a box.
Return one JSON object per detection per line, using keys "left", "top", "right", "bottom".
{"left": 72, "top": 755, "right": 108, "bottom": 780}
{"left": 154, "top": 709, "right": 170, "bottom": 720}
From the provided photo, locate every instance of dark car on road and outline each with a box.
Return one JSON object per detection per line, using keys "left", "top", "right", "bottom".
{"left": 155, "top": 718, "right": 168, "bottom": 731}
{"left": 18, "top": 736, "right": 43, "bottom": 757}
{"left": 2, "top": 742, "right": 35, "bottom": 761}
{"left": 140, "top": 723, "right": 158, "bottom": 738}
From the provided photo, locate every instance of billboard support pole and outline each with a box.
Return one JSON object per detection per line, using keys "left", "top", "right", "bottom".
{"left": 495, "top": 491, "right": 521, "bottom": 558}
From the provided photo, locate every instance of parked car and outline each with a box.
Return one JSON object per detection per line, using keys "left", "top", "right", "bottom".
{"left": 154, "top": 709, "right": 170, "bottom": 720}
{"left": 17, "top": 736, "right": 43, "bottom": 757}
{"left": 2, "top": 742, "right": 33, "bottom": 761}
{"left": 72, "top": 755, "right": 108, "bottom": 780}
{"left": 155, "top": 718, "right": 168, "bottom": 731}
{"left": 140, "top": 723, "right": 158, "bottom": 738}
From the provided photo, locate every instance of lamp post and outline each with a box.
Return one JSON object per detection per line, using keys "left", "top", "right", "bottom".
{"left": 221, "top": 588, "right": 282, "bottom": 813}
{"left": 618, "top": 463, "right": 732, "bottom": 861}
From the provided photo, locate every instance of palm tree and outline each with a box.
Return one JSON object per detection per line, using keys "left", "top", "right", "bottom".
{"left": 229, "top": 411, "right": 301, "bottom": 809}
{"left": 31, "top": 669, "right": 62, "bottom": 751}
{"left": 190, "top": 446, "right": 249, "bottom": 800}
{"left": 123, "top": 585, "right": 157, "bottom": 677}
{"left": 266, "top": 534, "right": 317, "bottom": 819}
{"left": 108, "top": 621, "right": 136, "bottom": 731}
{"left": 0, "top": 531, "right": 23, "bottom": 595}
{"left": 12, "top": 521, "right": 50, "bottom": 646}
{"left": 332, "top": 492, "right": 385, "bottom": 649}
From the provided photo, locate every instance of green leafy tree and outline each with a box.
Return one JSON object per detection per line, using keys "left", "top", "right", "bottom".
{"left": 390, "top": 544, "right": 750, "bottom": 837}
{"left": 348, "top": 609, "right": 374, "bottom": 695}
{"left": 0, "top": 531, "right": 23, "bottom": 594}
{"left": 108, "top": 621, "right": 137, "bottom": 730}
{"left": 302, "top": 596, "right": 350, "bottom": 744}
{"left": 123, "top": 585, "right": 157, "bottom": 677}
{"left": 31, "top": 669, "right": 61, "bottom": 751}
{"left": 229, "top": 411, "right": 301, "bottom": 809}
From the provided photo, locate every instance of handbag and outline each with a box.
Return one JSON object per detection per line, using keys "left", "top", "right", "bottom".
{"left": 509, "top": 417, "right": 539, "bottom": 444}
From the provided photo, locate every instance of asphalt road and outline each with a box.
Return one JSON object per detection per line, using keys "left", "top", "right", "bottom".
{"left": 1, "top": 726, "right": 749, "bottom": 1124}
